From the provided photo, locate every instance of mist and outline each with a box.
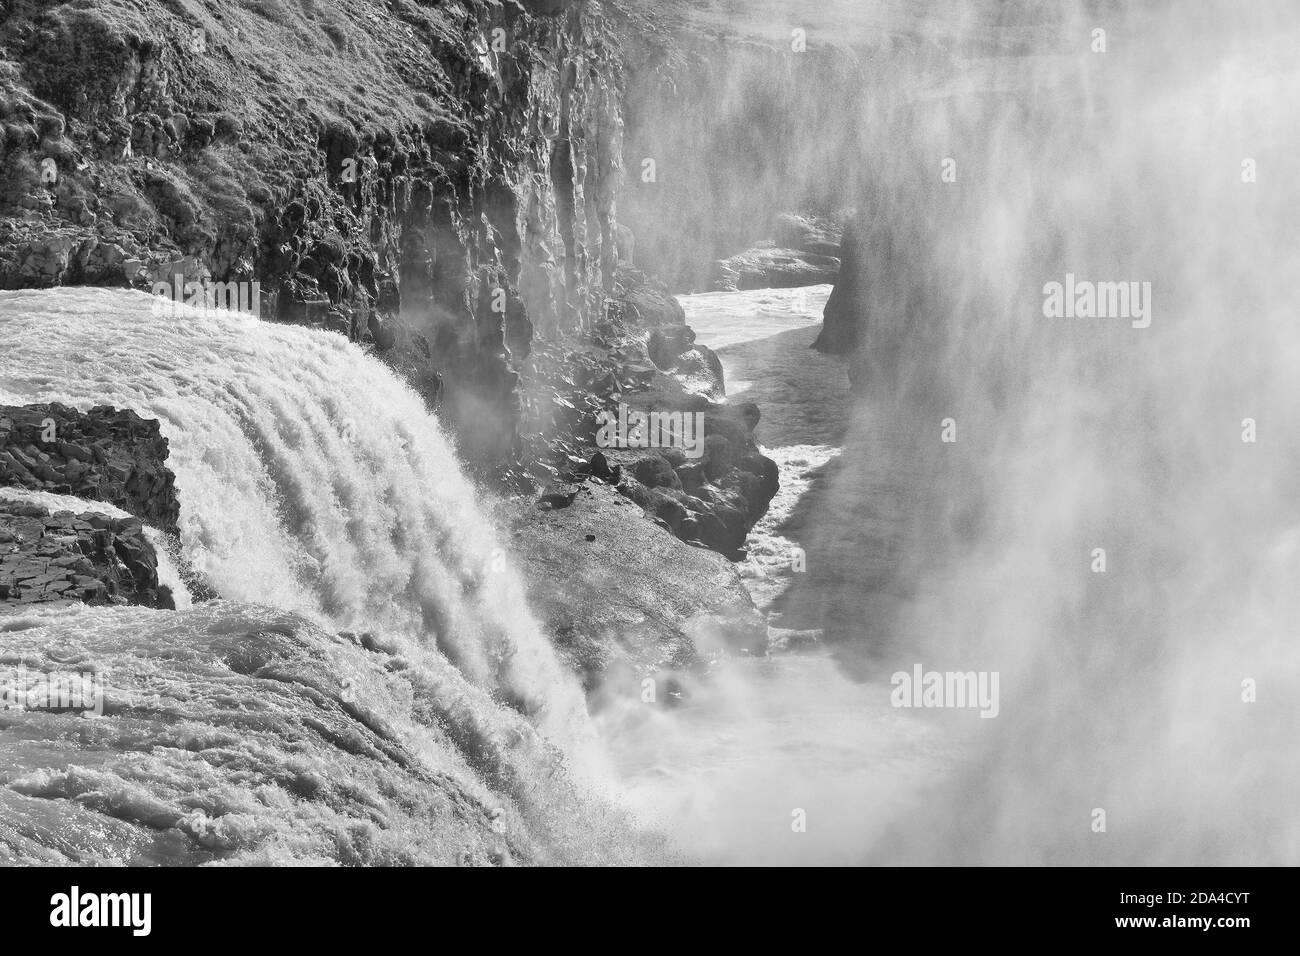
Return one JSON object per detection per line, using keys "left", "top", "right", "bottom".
{"left": 1, "top": 0, "right": 1294, "bottom": 873}
{"left": 606, "top": 0, "right": 1300, "bottom": 864}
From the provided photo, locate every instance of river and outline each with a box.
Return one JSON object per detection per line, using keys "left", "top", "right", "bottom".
{"left": 604, "top": 286, "right": 968, "bottom": 865}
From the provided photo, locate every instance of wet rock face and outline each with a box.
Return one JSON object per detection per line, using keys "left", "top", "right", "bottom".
{"left": 518, "top": 275, "right": 779, "bottom": 560}
{"left": 611, "top": 267, "right": 686, "bottom": 327}
{"left": 0, "top": 0, "right": 626, "bottom": 463}
{"left": 710, "top": 212, "right": 844, "bottom": 292}
{"left": 592, "top": 395, "right": 778, "bottom": 560}
{"left": 0, "top": 499, "right": 173, "bottom": 609}
{"left": 812, "top": 217, "right": 863, "bottom": 354}
{"left": 711, "top": 244, "right": 841, "bottom": 292}
{"left": 647, "top": 324, "right": 695, "bottom": 368}
{"left": 508, "top": 481, "right": 767, "bottom": 691}
{"left": 0, "top": 403, "right": 183, "bottom": 609}
{"left": 0, "top": 403, "right": 179, "bottom": 531}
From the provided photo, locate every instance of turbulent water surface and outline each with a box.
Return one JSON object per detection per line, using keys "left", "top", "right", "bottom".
{"left": 0, "top": 289, "right": 660, "bottom": 865}
{"left": 606, "top": 287, "right": 969, "bottom": 865}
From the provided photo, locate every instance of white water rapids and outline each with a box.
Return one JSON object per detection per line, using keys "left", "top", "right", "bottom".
{"left": 1, "top": 289, "right": 585, "bottom": 743}
{"left": 0, "top": 289, "right": 663, "bottom": 865}
{"left": 606, "top": 286, "right": 965, "bottom": 865}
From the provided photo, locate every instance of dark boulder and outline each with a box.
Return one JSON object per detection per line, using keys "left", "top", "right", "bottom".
{"left": 648, "top": 325, "right": 696, "bottom": 369}
{"left": 668, "top": 346, "right": 725, "bottom": 400}
{"left": 633, "top": 454, "right": 681, "bottom": 490}
{"left": 612, "top": 267, "right": 686, "bottom": 326}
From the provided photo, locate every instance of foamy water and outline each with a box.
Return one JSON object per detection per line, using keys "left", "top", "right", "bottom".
{"left": 599, "top": 287, "right": 970, "bottom": 865}
{"left": 0, "top": 289, "right": 660, "bottom": 863}
{"left": 0, "top": 289, "right": 587, "bottom": 747}
{"left": 674, "top": 287, "right": 851, "bottom": 612}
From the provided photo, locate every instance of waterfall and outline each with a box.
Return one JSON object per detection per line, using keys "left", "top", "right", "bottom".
{"left": 0, "top": 288, "right": 644, "bottom": 865}
{"left": 1, "top": 289, "right": 586, "bottom": 743}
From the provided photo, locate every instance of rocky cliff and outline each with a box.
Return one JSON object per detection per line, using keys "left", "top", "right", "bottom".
{"left": 0, "top": 0, "right": 782, "bottom": 558}
{"left": 0, "top": 0, "right": 627, "bottom": 461}
{"left": 617, "top": 10, "right": 871, "bottom": 293}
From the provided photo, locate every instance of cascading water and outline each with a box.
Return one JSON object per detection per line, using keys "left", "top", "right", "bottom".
{"left": 0, "top": 288, "right": 661, "bottom": 864}
{"left": 1, "top": 289, "right": 582, "bottom": 739}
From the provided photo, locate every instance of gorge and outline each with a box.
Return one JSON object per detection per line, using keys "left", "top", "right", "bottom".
{"left": 2, "top": 0, "right": 1299, "bottom": 869}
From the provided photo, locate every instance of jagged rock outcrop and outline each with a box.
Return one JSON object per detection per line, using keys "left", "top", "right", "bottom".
{"left": 0, "top": 403, "right": 179, "bottom": 530}
{"left": 812, "top": 217, "right": 863, "bottom": 354}
{"left": 514, "top": 285, "right": 778, "bottom": 560}
{"left": 711, "top": 213, "right": 844, "bottom": 291}
{"left": 0, "top": 402, "right": 181, "bottom": 609}
{"left": 0, "top": 499, "right": 173, "bottom": 609}
{"left": 597, "top": 402, "right": 778, "bottom": 559}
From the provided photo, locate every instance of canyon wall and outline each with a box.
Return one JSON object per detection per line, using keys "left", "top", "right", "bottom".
{"left": 0, "top": 0, "right": 786, "bottom": 568}
{"left": 614, "top": 6, "right": 961, "bottom": 295}
{"left": 0, "top": 0, "right": 624, "bottom": 460}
